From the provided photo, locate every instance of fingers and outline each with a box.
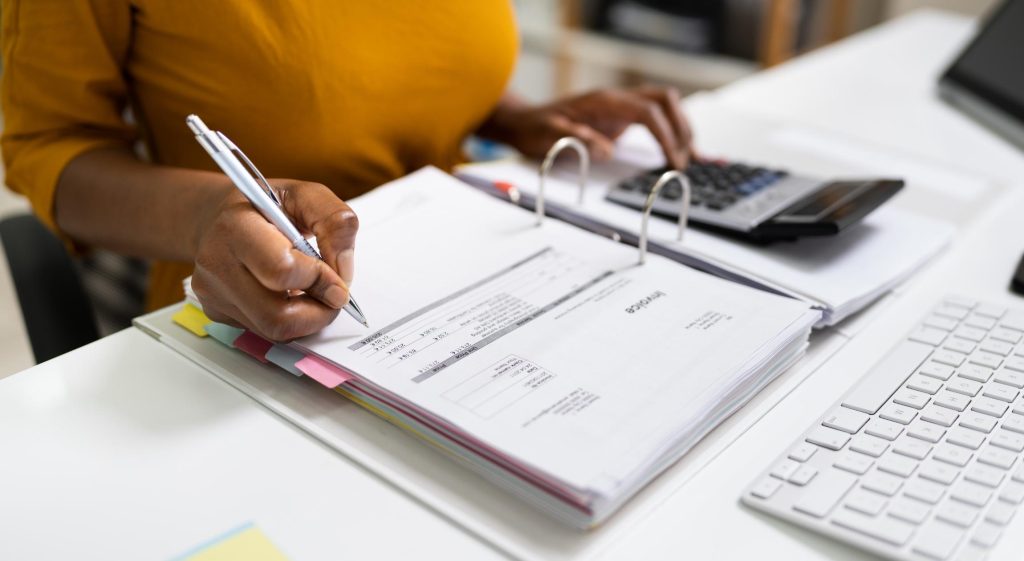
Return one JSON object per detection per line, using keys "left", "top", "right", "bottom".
{"left": 275, "top": 181, "right": 359, "bottom": 285}
{"left": 548, "top": 114, "right": 616, "bottom": 161}
{"left": 633, "top": 86, "right": 694, "bottom": 165}
{"left": 194, "top": 258, "right": 340, "bottom": 342}
{"left": 231, "top": 212, "right": 350, "bottom": 309}
{"left": 598, "top": 90, "right": 686, "bottom": 169}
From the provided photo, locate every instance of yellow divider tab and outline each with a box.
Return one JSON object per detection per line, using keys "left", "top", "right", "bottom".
{"left": 172, "top": 303, "right": 212, "bottom": 337}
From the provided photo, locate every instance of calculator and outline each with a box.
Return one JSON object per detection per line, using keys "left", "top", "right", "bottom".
{"left": 605, "top": 161, "right": 904, "bottom": 242}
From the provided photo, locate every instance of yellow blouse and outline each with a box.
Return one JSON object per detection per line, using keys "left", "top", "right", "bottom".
{"left": 1, "top": 1, "right": 518, "bottom": 308}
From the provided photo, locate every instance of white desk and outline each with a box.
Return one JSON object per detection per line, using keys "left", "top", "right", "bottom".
{"left": 3, "top": 9, "right": 1023, "bottom": 561}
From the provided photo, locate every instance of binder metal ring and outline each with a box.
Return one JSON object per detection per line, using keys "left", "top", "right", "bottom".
{"left": 536, "top": 136, "right": 589, "bottom": 226}
{"left": 638, "top": 170, "right": 690, "bottom": 265}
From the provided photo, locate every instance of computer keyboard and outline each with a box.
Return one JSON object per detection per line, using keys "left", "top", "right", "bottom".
{"left": 743, "top": 296, "right": 1024, "bottom": 561}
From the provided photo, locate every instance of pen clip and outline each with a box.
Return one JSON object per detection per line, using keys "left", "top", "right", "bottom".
{"left": 216, "top": 131, "right": 281, "bottom": 206}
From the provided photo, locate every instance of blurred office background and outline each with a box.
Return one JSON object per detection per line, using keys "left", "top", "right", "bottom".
{"left": 0, "top": 0, "right": 1001, "bottom": 378}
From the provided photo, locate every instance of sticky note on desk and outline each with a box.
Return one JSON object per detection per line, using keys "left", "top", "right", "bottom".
{"left": 172, "top": 304, "right": 212, "bottom": 337}
{"left": 171, "top": 523, "right": 289, "bottom": 561}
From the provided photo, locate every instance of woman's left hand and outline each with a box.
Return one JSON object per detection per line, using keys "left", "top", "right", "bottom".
{"left": 480, "top": 86, "right": 695, "bottom": 169}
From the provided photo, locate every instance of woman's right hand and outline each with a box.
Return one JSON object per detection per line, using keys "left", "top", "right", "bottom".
{"left": 191, "top": 179, "right": 359, "bottom": 342}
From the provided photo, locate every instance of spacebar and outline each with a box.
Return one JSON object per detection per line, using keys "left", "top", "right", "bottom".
{"left": 841, "top": 340, "right": 933, "bottom": 415}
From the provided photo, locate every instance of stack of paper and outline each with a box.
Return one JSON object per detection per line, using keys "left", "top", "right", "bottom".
{"left": 181, "top": 167, "right": 816, "bottom": 527}
{"left": 458, "top": 129, "right": 954, "bottom": 326}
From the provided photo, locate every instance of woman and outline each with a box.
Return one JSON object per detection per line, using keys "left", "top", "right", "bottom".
{"left": 2, "top": 1, "right": 693, "bottom": 341}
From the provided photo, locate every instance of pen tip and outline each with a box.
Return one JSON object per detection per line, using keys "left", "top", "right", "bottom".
{"left": 362, "top": 320, "right": 369, "bottom": 328}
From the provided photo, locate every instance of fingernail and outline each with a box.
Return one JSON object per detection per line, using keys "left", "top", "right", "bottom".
{"left": 336, "top": 248, "right": 355, "bottom": 285}
{"left": 325, "top": 284, "right": 349, "bottom": 309}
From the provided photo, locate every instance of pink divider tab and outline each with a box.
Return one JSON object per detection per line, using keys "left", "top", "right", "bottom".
{"left": 294, "top": 355, "right": 353, "bottom": 388}
{"left": 233, "top": 331, "right": 273, "bottom": 363}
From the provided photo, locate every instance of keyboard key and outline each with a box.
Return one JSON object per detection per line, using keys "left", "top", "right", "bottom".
{"left": 982, "top": 383, "right": 1018, "bottom": 403}
{"left": 971, "top": 397, "right": 1008, "bottom": 418}
{"left": 937, "top": 304, "right": 971, "bottom": 320}
{"left": 933, "top": 444, "right": 972, "bottom": 467}
{"left": 878, "top": 454, "right": 918, "bottom": 477}
{"left": 1000, "top": 310, "right": 1024, "bottom": 332}
{"left": 850, "top": 435, "right": 889, "bottom": 457}
{"left": 893, "top": 389, "right": 930, "bottom": 409}
{"left": 788, "top": 442, "right": 818, "bottom": 462}
{"left": 789, "top": 465, "right": 818, "bottom": 486}
{"left": 750, "top": 477, "right": 782, "bottom": 499}
{"left": 1014, "top": 465, "right": 1024, "bottom": 482}
{"left": 947, "top": 428, "right": 986, "bottom": 450}
{"left": 984, "top": 501, "right": 1015, "bottom": 525}
{"left": 921, "top": 406, "right": 959, "bottom": 427}
{"left": 792, "top": 470, "right": 856, "bottom": 517}
{"left": 844, "top": 489, "right": 887, "bottom": 515}
{"left": 1001, "top": 414, "right": 1024, "bottom": 434}
{"left": 834, "top": 452, "right": 874, "bottom": 475}
{"left": 980, "top": 339, "right": 1013, "bottom": 356}
{"left": 822, "top": 407, "right": 869, "bottom": 434}
{"left": 771, "top": 459, "right": 800, "bottom": 479}
{"left": 934, "top": 391, "right": 971, "bottom": 412}
{"left": 961, "top": 413, "right": 998, "bottom": 433}
{"left": 958, "top": 364, "right": 993, "bottom": 383}
{"left": 910, "top": 327, "right": 947, "bottom": 346}
{"left": 912, "top": 519, "right": 964, "bottom": 560}
{"left": 1014, "top": 401, "right": 1024, "bottom": 415}
{"left": 806, "top": 427, "right": 851, "bottom": 451}
{"left": 943, "top": 338, "right": 977, "bottom": 355}
{"left": 966, "top": 315, "right": 997, "bottom": 330}
{"left": 993, "top": 369, "right": 1024, "bottom": 388}
{"left": 841, "top": 342, "right": 932, "bottom": 414}
{"left": 934, "top": 349, "right": 968, "bottom": 367}
{"left": 1004, "top": 356, "right": 1024, "bottom": 372}
{"left": 908, "top": 424, "right": 945, "bottom": 443}
{"left": 950, "top": 481, "right": 993, "bottom": 507}
{"left": 936, "top": 501, "right": 979, "bottom": 527}
{"left": 965, "top": 464, "right": 1005, "bottom": 488}
{"left": 919, "top": 462, "right": 960, "bottom": 485}
{"left": 920, "top": 362, "right": 955, "bottom": 381}
{"left": 977, "top": 447, "right": 1016, "bottom": 469}
{"left": 969, "top": 352, "right": 1003, "bottom": 370}
{"left": 865, "top": 418, "right": 904, "bottom": 441}
{"left": 957, "top": 545, "right": 989, "bottom": 561}
{"left": 990, "top": 327, "right": 1021, "bottom": 344}
{"left": 925, "top": 315, "right": 959, "bottom": 331}
{"left": 954, "top": 327, "right": 986, "bottom": 343}
{"left": 907, "top": 376, "right": 943, "bottom": 395}
{"left": 888, "top": 498, "right": 931, "bottom": 524}
{"left": 832, "top": 508, "right": 914, "bottom": 546}
{"left": 991, "top": 430, "right": 1024, "bottom": 452}
{"left": 999, "top": 481, "right": 1024, "bottom": 504}
{"left": 948, "top": 378, "right": 982, "bottom": 397}
{"left": 893, "top": 438, "right": 932, "bottom": 460}
{"left": 970, "top": 522, "right": 1002, "bottom": 548}
{"left": 880, "top": 404, "right": 917, "bottom": 425}
{"left": 904, "top": 478, "right": 946, "bottom": 504}
{"left": 862, "top": 471, "right": 904, "bottom": 496}
{"left": 976, "top": 304, "right": 1007, "bottom": 319}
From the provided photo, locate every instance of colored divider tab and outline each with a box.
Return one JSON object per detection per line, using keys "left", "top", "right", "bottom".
{"left": 171, "top": 522, "right": 289, "bottom": 561}
{"left": 266, "top": 345, "right": 306, "bottom": 377}
{"left": 206, "top": 323, "right": 245, "bottom": 347}
{"left": 295, "top": 355, "right": 353, "bottom": 388}
{"left": 172, "top": 304, "right": 212, "bottom": 337}
{"left": 233, "top": 331, "right": 273, "bottom": 363}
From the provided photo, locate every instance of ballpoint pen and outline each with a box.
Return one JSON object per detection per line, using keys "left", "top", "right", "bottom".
{"left": 185, "top": 114, "right": 369, "bottom": 327}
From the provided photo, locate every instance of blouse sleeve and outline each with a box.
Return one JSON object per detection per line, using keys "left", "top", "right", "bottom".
{"left": 1, "top": 0, "right": 135, "bottom": 234}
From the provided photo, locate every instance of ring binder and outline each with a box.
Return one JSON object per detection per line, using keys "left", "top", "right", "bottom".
{"left": 536, "top": 137, "right": 589, "bottom": 226}
{"left": 638, "top": 170, "right": 690, "bottom": 265}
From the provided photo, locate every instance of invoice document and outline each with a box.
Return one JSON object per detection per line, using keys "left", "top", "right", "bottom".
{"left": 294, "top": 167, "right": 819, "bottom": 525}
